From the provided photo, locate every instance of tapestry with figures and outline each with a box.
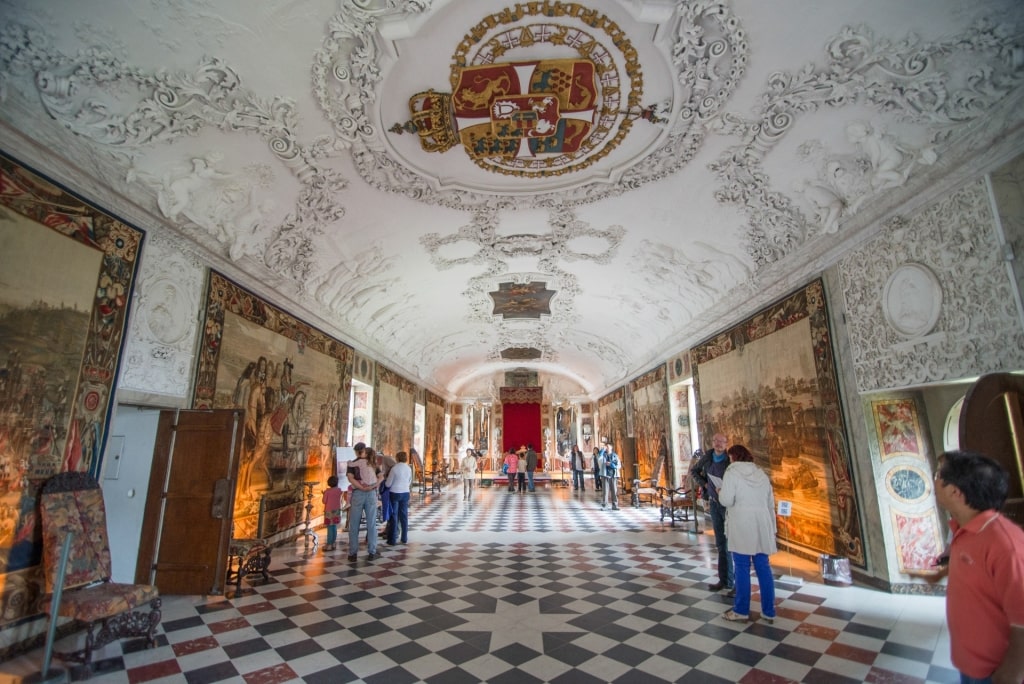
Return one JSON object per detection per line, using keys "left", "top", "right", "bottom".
{"left": 692, "top": 278, "right": 865, "bottom": 566}
{"left": 373, "top": 365, "right": 416, "bottom": 458}
{"left": 194, "top": 271, "right": 353, "bottom": 540}
{"left": 0, "top": 153, "right": 143, "bottom": 647}
{"left": 629, "top": 366, "right": 670, "bottom": 486}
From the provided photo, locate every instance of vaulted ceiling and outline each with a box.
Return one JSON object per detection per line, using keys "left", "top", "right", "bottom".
{"left": 2, "top": 0, "right": 1022, "bottom": 402}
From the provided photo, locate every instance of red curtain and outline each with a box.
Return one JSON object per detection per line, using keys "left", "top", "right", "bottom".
{"left": 500, "top": 387, "right": 542, "bottom": 454}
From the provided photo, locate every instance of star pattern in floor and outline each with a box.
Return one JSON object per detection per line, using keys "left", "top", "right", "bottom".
{"left": 2, "top": 483, "right": 958, "bottom": 683}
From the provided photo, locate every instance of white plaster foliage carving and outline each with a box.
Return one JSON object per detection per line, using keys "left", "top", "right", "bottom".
{"left": 794, "top": 124, "right": 937, "bottom": 235}
{"left": 712, "top": 20, "right": 1024, "bottom": 265}
{"left": 119, "top": 233, "right": 204, "bottom": 398}
{"left": 420, "top": 205, "right": 626, "bottom": 368}
{"left": 838, "top": 179, "right": 1024, "bottom": 392}
{"left": 0, "top": 21, "right": 346, "bottom": 285}
{"left": 324, "top": 0, "right": 747, "bottom": 211}
{"left": 129, "top": 155, "right": 278, "bottom": 262}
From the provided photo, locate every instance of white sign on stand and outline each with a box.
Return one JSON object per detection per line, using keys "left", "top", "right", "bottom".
{"left": 336, "top": 446, "right": 357, "bottom": 477}
{"left": 775, "top": 500, "right": 804, "bottom": 586}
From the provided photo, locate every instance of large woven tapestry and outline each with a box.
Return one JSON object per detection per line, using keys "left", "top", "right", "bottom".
{"left": 194, "top": 272, "right": 353, "bottom": 539}
{"left": 692, "top": 279, "right": 865, "bottom": 566}
{"left": 629, "top": 366, "right": 670, "bottom": 484}
{"left": 373, "top": 365, "right": 415, "bottom": 457}
{"left": 0, "top": 154, "right": 144, "bottom": 645}
{"left": 597, "top": 387, "right": 627, "bottom": 454}
{"left": 424, "top": 390, "right": 445, "bottom": 473}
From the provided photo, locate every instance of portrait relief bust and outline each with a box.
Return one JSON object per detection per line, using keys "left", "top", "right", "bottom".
{"left": 882, "top": 263, "right": 943, "bottom": 338}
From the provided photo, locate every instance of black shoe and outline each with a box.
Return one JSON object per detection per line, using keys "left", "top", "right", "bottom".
{"left": 708, "top": 582, "right": 725, "bottom": 591}
{"left": 725, "top": 587, "right": 736, "bottom": 597}
{"left": 367, "top": 552, "right": 380, "bottom": 560}
{"left": 347, "top": 555, "right": 357, "bottom": 562}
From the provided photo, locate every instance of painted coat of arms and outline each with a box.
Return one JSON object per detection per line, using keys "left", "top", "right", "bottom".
{"left": 452, "top": 59, "right": 596, "bottom": 160}
{"left": 389, "top": 2, "right": 653, "bottom": 179}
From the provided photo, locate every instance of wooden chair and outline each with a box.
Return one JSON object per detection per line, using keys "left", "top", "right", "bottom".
{"left": 631, "top": 453, "right": 665, "bottom": 508}
{"left": 657, "top": 483, "right": 696, "bottom": 528}
{"left": 39, "top": 472, "right": 161, "bottom": 676}
{"left": 225, "top": 537, "right": 272, "bottom": 596}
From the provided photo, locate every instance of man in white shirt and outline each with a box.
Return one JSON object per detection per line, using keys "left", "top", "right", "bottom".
{"left": 461, "top": 448, "right": 479, "bottom": 501}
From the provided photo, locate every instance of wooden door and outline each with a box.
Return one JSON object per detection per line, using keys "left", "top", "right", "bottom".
{"left": 959, "top": 373, "right": 1024, "bottom": 528}
{"left": 135, "top": 409, "right": 243, "bottom": 594}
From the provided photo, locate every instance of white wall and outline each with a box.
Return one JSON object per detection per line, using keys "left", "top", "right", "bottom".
{"left": 100, "top": 406, "right": 162, "bottom": 582}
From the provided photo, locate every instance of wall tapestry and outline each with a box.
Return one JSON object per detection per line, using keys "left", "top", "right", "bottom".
{"left": 424, "top": 390, "right": 445, "bottom": 474}
{"left": 693, "top": 279, "right": 865, "bottom": 566}
{"left": 629, "top": 366, "right": 670, "bottom": 485}
{"left": 671, "top": 384, "right": 694, "bottom": 485}
{"left": 597, "top": 387, "right": 627, "bottom": 457}
{"left": 0, "top": 154, "right": 143, "bottom": 645}
{"left": 372, "top": 365, "right": 415, "bottom": 458}
{"left": 194, "top": 271, "right": 353, "bottom": 540}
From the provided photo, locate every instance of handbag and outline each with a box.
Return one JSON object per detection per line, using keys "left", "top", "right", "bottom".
{"left": 502, "top": 463, "right": 509, "bottom": 474}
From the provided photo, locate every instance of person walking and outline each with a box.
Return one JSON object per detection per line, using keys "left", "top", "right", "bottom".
{"left": 569, "top": 444, "right": 586, "bottom": 491}
{"left": 385, "top": 451, "right": 413, "bottom": 546}
{"left": 718, "top": 444, "right": 777, "bottom": 624}
{"left": 503, "top": 448, "right": 519, "bottom": 492}
{"left": 599, "top": 439, "right": 620, "bottom": 510}
{"left": 321, "top": 475, "right": 343, "bottom": 552}
{"left": 592, "top": 447, "right": 603, "bottom": 491}
{"left": 933, "top": 450, "right": 1024, "bottom": 684}
{"left": 525, "top": 444, "right": 538, "bottom": 492}
{"left": 461, "top": 448, "right": 479, "bottom": 501}
{"left": 516, "top": 447, "right": 528, "bottom": 493}
{"left": 690, "top": 433, "right": 735, "bottom": 594}
{"left": 346, "top": 445, "right": 380, "bottom": 562}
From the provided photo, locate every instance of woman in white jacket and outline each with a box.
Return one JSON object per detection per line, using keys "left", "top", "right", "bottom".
{"left": 718, "top": 444, "right": 778, "bottom": 624}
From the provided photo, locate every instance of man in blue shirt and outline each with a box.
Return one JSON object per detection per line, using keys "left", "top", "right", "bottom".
{"left": 690, "top": 433, "right": 735, "bottom": 594}
{"left": 599, "top": 440, "right": 620, "bottom": 510}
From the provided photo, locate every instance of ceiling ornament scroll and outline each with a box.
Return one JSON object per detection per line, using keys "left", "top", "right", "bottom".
{"left": 0, "top": 23, "right": 346, "bottom": 285}
{"left": 323, "top": 0, "right": 748, "bottom": 209}
{"left": 710, "top": 20, "right": 1024, "bottom": 267}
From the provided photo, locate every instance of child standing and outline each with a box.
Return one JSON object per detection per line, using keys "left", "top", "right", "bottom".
{"left": 322, "top": 475, "right": 343, "bottom": 552}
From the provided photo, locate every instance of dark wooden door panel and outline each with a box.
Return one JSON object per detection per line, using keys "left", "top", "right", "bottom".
{"left": 136, "top": 410, "right": 242, "bottom": 595}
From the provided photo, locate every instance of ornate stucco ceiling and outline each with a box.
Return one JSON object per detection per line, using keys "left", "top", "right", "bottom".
{"left": 1, "top": 0, "right": 1022, "bottom": 402}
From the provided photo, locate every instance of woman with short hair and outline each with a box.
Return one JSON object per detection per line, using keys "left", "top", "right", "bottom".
{"left": 718, "top": 444, "right": 777, "bottom": 624}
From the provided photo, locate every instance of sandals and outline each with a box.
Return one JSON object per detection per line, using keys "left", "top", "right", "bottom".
{"left": 722, "top": 609, "right": 750, "bottom": 622}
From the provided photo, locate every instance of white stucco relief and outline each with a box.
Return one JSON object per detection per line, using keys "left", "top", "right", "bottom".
{"left": 839, "top": 178, "right": 1024, "bottom": 392}
{"left": 119, "top": 233, "right": 205, "bottom": 398}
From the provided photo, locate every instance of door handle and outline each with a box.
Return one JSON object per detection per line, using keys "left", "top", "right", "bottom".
{"left": 211, "top": 478, "right": 231, "bottom": 519}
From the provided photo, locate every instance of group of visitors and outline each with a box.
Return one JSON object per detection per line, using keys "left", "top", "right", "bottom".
{"left": 501, "top": 444, "right": 538, "bottom": 493}
{"left": 566, "top": 444, "right": 606, "bottom": 493}
{"left": 690, "top": 433, "right": 1023, "bottom": 684}
{"left": 321, "top": 441, "right": 413, "bottom": 562}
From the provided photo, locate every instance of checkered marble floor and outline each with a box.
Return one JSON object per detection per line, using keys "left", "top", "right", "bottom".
{"left": 3, "top": 484, "right": 959, "bottom": 683}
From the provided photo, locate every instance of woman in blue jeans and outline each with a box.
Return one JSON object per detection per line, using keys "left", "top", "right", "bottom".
{"left": 385, "top": 451, "right": 413, "bottom": 545}
{"left": 718, "top": 444, "right": 777, "bottom": 624}
{"left": 346, "top": 446, "right": 380, "bottom": 562}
